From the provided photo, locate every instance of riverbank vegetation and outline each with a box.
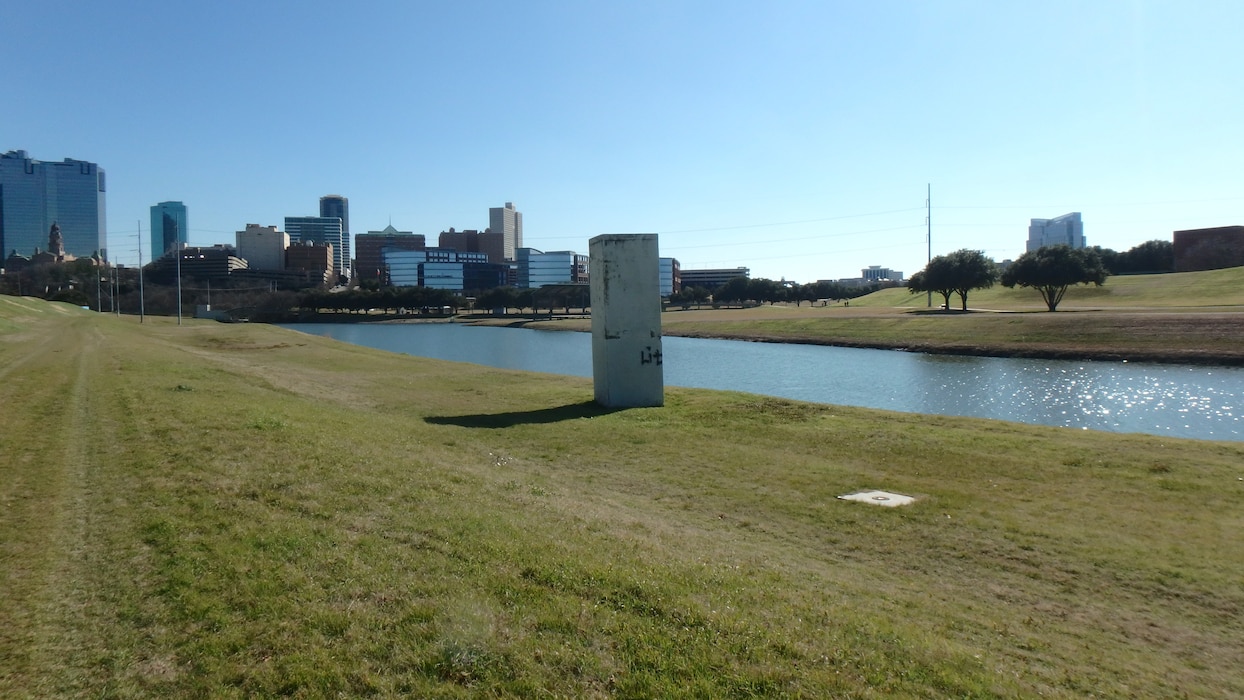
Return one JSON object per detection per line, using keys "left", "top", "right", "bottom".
{"left": 2, "top": 296, "right": 1242, "bottom": 696}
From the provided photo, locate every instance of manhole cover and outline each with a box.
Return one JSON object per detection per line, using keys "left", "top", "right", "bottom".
{"left": 837, "top": 490, "right": 916, "bottom": 507}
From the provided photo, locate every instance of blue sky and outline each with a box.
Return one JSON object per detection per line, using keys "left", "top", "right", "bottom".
{"left": 4, "top": 0, "right": 1241, "bottom": 282}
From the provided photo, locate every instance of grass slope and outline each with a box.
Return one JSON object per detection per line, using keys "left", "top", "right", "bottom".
{"left": 854, "top": 266, "right": 1244, "bottom": 310}
{"left": 2, "top": 298, "right": 1243, "bottom": 697}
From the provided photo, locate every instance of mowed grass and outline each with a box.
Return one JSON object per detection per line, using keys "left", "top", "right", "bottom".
{"left": 2, "top": 297, "right": 1243, "bottom": 697}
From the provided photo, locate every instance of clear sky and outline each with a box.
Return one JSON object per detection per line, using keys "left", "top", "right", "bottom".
{"left": 4, "top": 0, "right": 1241, "bottom": 282}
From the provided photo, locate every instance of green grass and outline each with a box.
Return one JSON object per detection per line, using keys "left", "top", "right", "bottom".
{"left": 3, "top": 297, "right": 1244, "bottom": 697}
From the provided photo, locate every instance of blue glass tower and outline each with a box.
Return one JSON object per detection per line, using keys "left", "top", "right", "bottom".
{"left": 0, "top": 149, "right": 107, "bottom": 260}
{"left": 150, "top": 201, "right": 189, "bottom": 259}
{"left": 319, "top": 195, "right": 349, "bottom": 278}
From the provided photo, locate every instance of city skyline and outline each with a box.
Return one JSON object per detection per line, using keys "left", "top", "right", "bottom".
{"left": 5, "top": 2, "right": 1241, "bottom": 282}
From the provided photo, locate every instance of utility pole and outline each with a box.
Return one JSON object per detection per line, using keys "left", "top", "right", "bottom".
{"left": 926, "top": 183, "right": 932, "bottom": 308}
{"left": 175, "top": 225, "right": 183, "bottom": 326}
{"left": 137, "top": 221, "right": 146, "bottom": 323}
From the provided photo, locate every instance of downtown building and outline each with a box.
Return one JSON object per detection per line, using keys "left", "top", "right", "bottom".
{"left": 488, "top": 202, "right": 523, "bottom": 261}
{"left": 319, "top": 195, "right": 349, "bottom": 275}
{"left": 384, "top": 248, "right": 507, "bottom": 292}
{"left": 515, "top": 248, "right": 588, "bottom": 288}
{"left": 355, "top": 225, "right": 426, "bottom": 283}
{"left": 285, "top": 216, "right": 346, "bottom": 282}
{"left": 150, "top": 201, "right": 188, "bottom": 260}
{"left": 0, "top": 149, "right": 107, "bottom": 260}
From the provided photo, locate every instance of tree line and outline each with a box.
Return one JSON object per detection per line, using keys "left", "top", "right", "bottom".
{"left": 907, "top": 239, "right": 1170, "bottom": 312}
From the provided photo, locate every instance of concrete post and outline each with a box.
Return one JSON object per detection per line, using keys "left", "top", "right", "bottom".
{"left": 589, "top": 234, "right": 663, "bottom": 407}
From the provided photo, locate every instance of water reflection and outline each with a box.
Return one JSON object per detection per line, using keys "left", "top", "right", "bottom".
{"left": 280, "top": 323, "right": 1243, "bottom": 442}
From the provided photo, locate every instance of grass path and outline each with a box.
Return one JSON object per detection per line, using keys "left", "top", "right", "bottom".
{"left": 3, "top": 301, "right": 1244, "bottom": 697}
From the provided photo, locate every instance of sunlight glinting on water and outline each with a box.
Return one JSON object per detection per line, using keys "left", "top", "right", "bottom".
{"left": 282, "top": 324, "right": 1244, "bottom": 442}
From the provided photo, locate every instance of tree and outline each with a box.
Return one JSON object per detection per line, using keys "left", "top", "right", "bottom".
{"left": 908, "top": 249, "right": 998, "bottom": 311}
{"left": 946, "top": 249, "right": 998, "bottom": 311}
{"left": 714, "top": 277, "right": 751, "bottom": 304}
{"left": 1000, "top": 245, "right": 1107, "bottom": 311}
{"left": 1117, "top": 240, "right": 1173, "bottom": 274}
{"left": 906, "top": 256, "right": 956, "bottom": 310}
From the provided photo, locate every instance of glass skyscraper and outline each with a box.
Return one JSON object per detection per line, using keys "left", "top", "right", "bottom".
{"left": 0, "top": 149, "right": 107, "bottom": 260}
{"left": 285, "top": 216, "right": 345, "bottom": 281}
{"left": 319, "top": 195, "right": 349, "bottom": 278}
{"left": 150, "top": 201, "right": 189, "bottom": 260}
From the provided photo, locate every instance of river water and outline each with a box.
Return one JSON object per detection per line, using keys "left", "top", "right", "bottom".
{"left": 280, "top": 323, "right": 1243, "bottom": 442}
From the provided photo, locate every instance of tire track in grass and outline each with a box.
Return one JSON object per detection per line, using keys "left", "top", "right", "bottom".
{"left": 6, "top": 320, "right": 117, "bottom": 696}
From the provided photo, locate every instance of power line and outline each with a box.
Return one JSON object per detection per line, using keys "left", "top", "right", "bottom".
{"left": 660, "top": 224, "right": 925, "bottom": 252}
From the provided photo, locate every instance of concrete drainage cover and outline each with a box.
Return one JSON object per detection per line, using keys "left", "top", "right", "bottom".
{"left": 837, "top": 490, "right": 916, "bottom": 507}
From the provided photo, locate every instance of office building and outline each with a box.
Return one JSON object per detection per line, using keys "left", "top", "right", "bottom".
{"left": 355, "top": 225, "right": 425, "bottom": 283}
{"left": 861, "top": 265, "right": 903, "bottom": 282}
{"left": 438, "top": 227, "right": 506, "bottom": 264}
{"left": 1027, "top": 212, "right": 1085, "bottom": 252}
{"left": 319, "top": 195, "right": 349, "bottom": 275}
{"left": 679, "top": 267, "right": 750, "bottom": 291}
{"left": 1173, "top": 225, "right": 1244, "bottom": 272}
{"left": 0, "top": 149, "right": 107, "bottom": 260}
{"left": 285, "top": 241, "right": 335, "bottom": 286}
{"left": 235, "top": 224, "right": 289, "bottom": 271}
{"left": 384, "top": 248, "right": 506, "bottom": 291}
{"left": 150, "top": 201, "right": 188, "bottom": 259}
{"left": 488, "top": 202, "right": 523, "bottom": 260}
{"left": 146, "top": 245, "right": 247, "bottom": 284}
{"left": 285, "top": 216, "right": 345, "bottom": 281}
{"left": 515, "top": 248, "right": 587, "bottom": 288}
{"left": 659, "top": 257, "right": 681, "bottom": 297}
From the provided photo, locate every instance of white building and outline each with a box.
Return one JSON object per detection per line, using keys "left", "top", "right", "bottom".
{"left": 861, "top": 265, "right": 903, "bottom": 282}
{"left": 235, "top": 224, "right": 289, "bottom": 271}
{"left": 1027, "top": 212, "right": 1085, "bottom": 251}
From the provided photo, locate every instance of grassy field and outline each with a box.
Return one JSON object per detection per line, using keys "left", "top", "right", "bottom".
{"left": 2, "top": 295, "right": 1243, "bottom": 697}
{"left": 503, "top": 267, "right": 1244, "bottom": 364}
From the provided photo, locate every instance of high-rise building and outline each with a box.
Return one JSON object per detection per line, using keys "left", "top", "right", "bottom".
{"left": 438, "top": 227, "right": 506, "bottom": 264}
{"left": 1027, "top": 212, "right": 1085, "bottom": 252}
{"left": 235, "top": 224, "right": 289, "bottom": 271}
{"left": 150, "top": 201, "right": 189, "bottom": 259}
{"left": 488, "top": 202, "right": 523, "bottom": 261}
{"left": 354, "top": 225, "right": 425, "bottom": 283}
{"left": 319, "top": 195, "right": 349, "bottom": 275}
{"left": 0, "top": 149, "right": 107, "bottom": 260}
{"left": 285, "top": 216, "right": 345, "bottom": 281}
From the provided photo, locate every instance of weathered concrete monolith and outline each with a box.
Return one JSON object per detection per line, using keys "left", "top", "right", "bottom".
{"left": 589, "top": 234, "right": 663, "bottom": 407}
